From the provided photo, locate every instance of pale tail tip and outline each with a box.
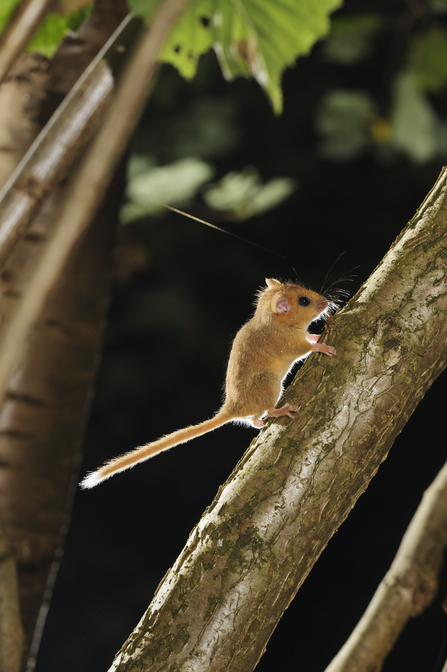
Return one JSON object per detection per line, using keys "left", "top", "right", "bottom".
{"left": 80, "top": 470, "right": 103, "bottom": 489}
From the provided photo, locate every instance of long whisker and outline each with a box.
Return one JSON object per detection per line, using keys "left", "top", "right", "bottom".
{"left": 161, "top": 204, "right": 287, "bottom": 261}
{"left": 320, "top": 251, "right": 347, "bottom": 294}
{"left": 323, "top": 266, "right": 360, "bottom": 295}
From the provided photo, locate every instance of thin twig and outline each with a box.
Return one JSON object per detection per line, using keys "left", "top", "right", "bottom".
{"left": 325, "top": 459, "right": 447, "bottom": 672}
{"left": 0, "top": 0, "right": 52, "bottom": 86}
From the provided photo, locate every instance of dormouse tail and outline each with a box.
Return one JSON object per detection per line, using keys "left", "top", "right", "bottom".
{"left": 80, "top": 411, "right": 231, "bottom": 489}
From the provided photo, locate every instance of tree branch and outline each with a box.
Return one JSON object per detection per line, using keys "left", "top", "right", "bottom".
{"left": 107, "top": 168, "right": 447, "bottom": 672}
{"left": 0, "top": 517, "right": 23, "bottom": 672}
{"left": 0, "top": 4, "right": 129, "bottom": 661}
{"left": 0, "top": 14, "right": 138, "bottom": 268}
{"left": 0, "top": 0, "right": 189, "bottom": 409}
{"left": 325, "top": 458, "right": 447, "bottom": 672}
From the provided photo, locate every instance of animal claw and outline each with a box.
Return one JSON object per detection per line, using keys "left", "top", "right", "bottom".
{"left": 268, "top": 403, "right": 300, "bottom": 420}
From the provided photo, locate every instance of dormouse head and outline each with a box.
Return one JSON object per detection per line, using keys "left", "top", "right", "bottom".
{"left": 257, "top": 278, "right": 329, "bottom": 328}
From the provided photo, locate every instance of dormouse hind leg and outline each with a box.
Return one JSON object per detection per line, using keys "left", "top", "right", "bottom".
{"left": 268, "top": 403, "right": 300, "bottom": 420}
{"left": 311, "top": 343, "right": 337, "bottom": 356}
{"left": 252, "top": 416, "right": 266, "bottom": 428}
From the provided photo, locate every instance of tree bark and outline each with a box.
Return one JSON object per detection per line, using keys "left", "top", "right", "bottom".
{"left": 0, "top": 0, "right": 190, "bottom": 406}
{"left": 0, "top": 13, "right": 140, "bottom": 269}
{"left": 108, "top": 169, "right": 447, "bottom": 672}
{"left": 0, "top": 0, "right": 192, "bottom": 662}
{"left": 0, "top": 1, "right": 127, "bottom": 663}
{"left": 0, "top": 182, "right": 118, "bottom": 664}
{"left": 0, "top": 518, "right": 23, "bottom": 672}
{"left": 0, "top": 52, "right": 49, "bottom": 188}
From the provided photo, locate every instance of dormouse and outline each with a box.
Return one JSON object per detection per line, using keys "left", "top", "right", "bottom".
{"left": 81, "top": 278, "right": 336, "bottom": 489}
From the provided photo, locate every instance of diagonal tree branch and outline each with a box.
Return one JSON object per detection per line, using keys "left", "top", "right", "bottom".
{"left": 106, "top": 168, "right": 447, "bottom": 672}
{"left": 325, "top": 457, "right": 447, "bottom": 672}
{"left": 0, "top": 0, "right": 190, "bottom": 410}
{"left": 0, "top": 13, "right": 139, "bottom": 269}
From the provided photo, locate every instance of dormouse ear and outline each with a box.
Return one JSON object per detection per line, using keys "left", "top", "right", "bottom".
{"left": 265, "top": 278, "right": 282, "bottom": 290}
{"left": 271, "top": 292, "right": 290, "bottom": 314}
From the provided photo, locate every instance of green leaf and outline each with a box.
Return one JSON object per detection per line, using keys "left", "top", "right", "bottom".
{"left": 0, "top": 0, "right": 19, "bottom": 35}
{"left": 203, "top": 167, "right": 296, "bottom": 218}
{"left": 428, "top": 0, "right": 447, "bottom": 13}
{"left": 321, "top": 13, "right": 381, "bottom": 65}
{"left": 390, "top": 71, "right": 438, "bottom": 163}
{"left": 128, "top": 0, "right": 160, "bottom": 16}
{"left": 409, "top": 28, "right": 447, "bottom": 93}
{"left": 128, "top": 0, "right": 214, "bottom": 80}
{"left": 0, "top": 1, "right": 92, "bottom": 57}
{"left": 129, "top": 0, "right": 343, "bottom": 113}
{"left": 121, "top": 156, "right": 215, "bottom": 222}
{"left": 159, "top": 0, "right": 214, "bottom": 78}
{"left": 315, "top": 89, "right": 376, "bottom": 161}
{"left": 27, "top": 5, "right": 93, "bottom": 58}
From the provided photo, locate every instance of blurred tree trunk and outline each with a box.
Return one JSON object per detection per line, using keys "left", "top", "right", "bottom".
{"left": 108, "top": 170, "right": 447, "bottom": 672}
{"left": 0, "top": 179, "right": 120, "bottom": 666}
{"left": 0, "top": 1, "right": 127, "bottom": 666}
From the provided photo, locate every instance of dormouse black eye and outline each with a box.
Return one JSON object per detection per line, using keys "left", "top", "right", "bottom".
{"left": 298, "top": 296, "right": 311, "bottom": 307}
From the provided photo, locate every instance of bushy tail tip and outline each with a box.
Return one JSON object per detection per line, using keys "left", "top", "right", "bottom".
{"left": 80, "top": 470, "right": 105, "bottom": 490}
{"left": 80, "top": 411, "right": 232, "bottom": 489}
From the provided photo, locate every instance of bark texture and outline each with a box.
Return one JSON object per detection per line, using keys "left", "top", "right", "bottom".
{"left": 0, "top": 53, "right": 49, "bottom": 187}
{"left": 109, "top": 170, "right": 447, "bottom": 672}
{"left": 0, "top": 185, "right": 117, "bottom": 659}
{"left": 0, "top": 518, "right": 23, "bottom": 672}
{"left": 0, "top": 1, "right": 127, "bottom": 661}
{"left": 0, "top": 0, "right": 188, "bottom": 411}
{"left": 0, "top": 12, "right": 137, "bottom": 269}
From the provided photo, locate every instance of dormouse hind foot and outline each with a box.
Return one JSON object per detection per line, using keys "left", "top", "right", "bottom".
{"left": 251, "top": 402, "right": 299, "bottom": 427}
{"left": 312, "top": 343, "right": 336, "bottom": 357}
{"left": 268, "top": 403, "right": 300, "bottom": 420}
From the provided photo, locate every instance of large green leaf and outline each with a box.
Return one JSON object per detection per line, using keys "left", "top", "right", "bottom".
{"left": 129, "top": 0, "right": 343, "bottom": 113}
{"left": 0, "top": 0, "right": 93, "bottom": 59}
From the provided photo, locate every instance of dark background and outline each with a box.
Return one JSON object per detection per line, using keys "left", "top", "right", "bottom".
{"left": 36, "top": 1, "right": 447, "bottom": 670}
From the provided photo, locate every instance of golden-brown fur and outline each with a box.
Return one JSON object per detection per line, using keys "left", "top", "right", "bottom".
{"left": 81, "top": 278, "right": 336, "bottom": 489}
